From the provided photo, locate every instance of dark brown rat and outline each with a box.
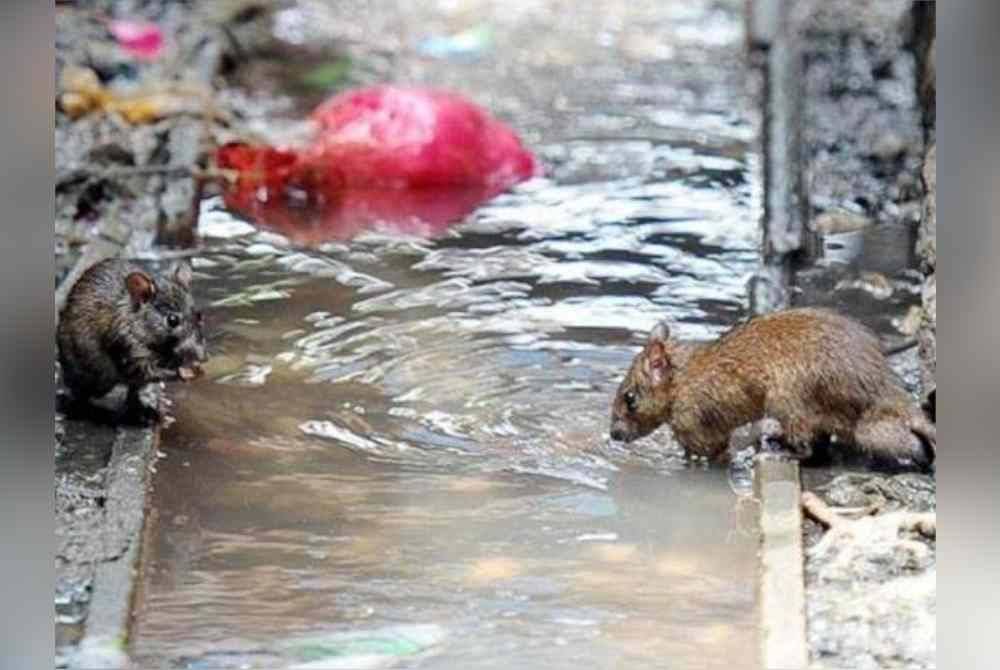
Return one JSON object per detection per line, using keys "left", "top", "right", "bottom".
{"left": 610, "top": 308, "right": 935, "bottom": 471}
{"left": 57, "top": 258, "right": 207, "bottom": 420}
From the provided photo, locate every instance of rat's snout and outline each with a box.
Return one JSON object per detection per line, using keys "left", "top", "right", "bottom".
{"left": 609, "top": 417, "right": 635, "bottom": 443}
{"left": 176, "top": 329, "right": 208, "bottom": 365}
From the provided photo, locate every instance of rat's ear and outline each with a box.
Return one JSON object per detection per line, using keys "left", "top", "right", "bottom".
{"left": 648, "top": 320, "right": 671, "bottom": 344}
{"left": 644, "top": 339, "right": 673, "bottom": 386}
{"left": 644, "top": 320, "right": 674, "bottom": 385}
{"left": 171, "top": 260, "right": 193, "bottom": 288}
{"left": 125, "top": 271, "right": 156, "bottom": 308}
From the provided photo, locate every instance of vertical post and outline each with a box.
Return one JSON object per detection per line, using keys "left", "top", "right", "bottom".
{"left": 746, "top": 0, "right": 819, "bottom": 315}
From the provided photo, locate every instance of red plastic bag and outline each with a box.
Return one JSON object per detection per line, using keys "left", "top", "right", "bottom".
{"left": 108, "top": 20, "right": 164, "bottom": 61}
{"left": 216, "top": 86, "right": 539, "bottom": 243}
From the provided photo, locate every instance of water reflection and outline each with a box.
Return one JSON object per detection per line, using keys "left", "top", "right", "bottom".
{"left": 217, "top": 159, "right": 500, "bottom": 245}
{"left": 136, "top": 418, "right": 757, "bottom": 668}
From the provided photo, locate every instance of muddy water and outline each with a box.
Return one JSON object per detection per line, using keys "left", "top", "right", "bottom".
{"left": 131, "top": 1, "right": 763, "bottom": 668}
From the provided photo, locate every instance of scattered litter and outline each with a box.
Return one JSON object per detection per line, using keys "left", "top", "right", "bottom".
{"left": 576, "top": 532, "right": 618, "bottom": 542}
{"left": 58, "top": 65, "right": 197, "bottom": 124}
{"left": 281, "top": 624, "right": 446, "bottom": 669}
{"left": 108, "top": 20, "right": 164, "bottom": 61}
{"left": 835, "top": 271, "right": 894, "bottom": 300}
{"left": 418, "top": 24, "right": 493, "bottom": 61}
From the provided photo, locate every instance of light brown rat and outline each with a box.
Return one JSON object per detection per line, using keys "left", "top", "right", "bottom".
{"left": 610, "top": 308, "right": 935, "bottom": 471}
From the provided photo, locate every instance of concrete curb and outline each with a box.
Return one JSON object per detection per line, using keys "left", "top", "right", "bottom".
{"left": 85, "top": 427, "right": 158, "bottom": 639}
{"left": 65, "top": 425, "right": 159, "bottom": 670}
{"left": 754, "top": 455, "right": 808, "bottom": 670}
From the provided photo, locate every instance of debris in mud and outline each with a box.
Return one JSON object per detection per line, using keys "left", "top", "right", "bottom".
{"left": 801, "top": 473, "right": 935, "bottom": 669}
{"left": 173, "top": 624, "right": 447, "bottom": 670}
{"left": 813, "top": 472, "right": 935, "bottom": 513}
{"left": 812, "top": 210, "right": 872, "bottom": 235}
{"left": 834, "top": 271, "right": 894, "bottom": 300}
{"left": 58, "top": 64, "right": 210, "bottom": 124}
{"left": 893, "top": 305, "right": 923, "bottom": 337}
{"left": 418, "top": 24, "right": 494, "bottom": 61}
{"left": 107, "top": 19, "right": 165, "bottom": 61}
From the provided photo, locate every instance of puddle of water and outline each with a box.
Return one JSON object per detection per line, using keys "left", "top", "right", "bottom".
{"left": 136, "top": 441, "right": 757, "bottom": 668}
{"left": 131, "top": 1, "right": 763, "bottom": 668}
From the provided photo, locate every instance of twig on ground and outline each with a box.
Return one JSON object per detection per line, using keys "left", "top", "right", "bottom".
{"left": 802, "top": 491, "right": 844, "bottom": 529}
{"left": 883, "top": 338, "right": 919, "bottom": 356}
{"left": 831, "top": 504, "right": 882, "bottom": 519}
{"left": 803, "top": 491, "right": 936, "bottom": 538}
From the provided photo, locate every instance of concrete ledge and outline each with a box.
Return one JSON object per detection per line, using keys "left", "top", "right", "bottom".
{"left": 754, "top": 454, "right": 808, "bottom": 670}
{"left": 63, "top": 424, "right": 159, "bottom": 670}
{"left": 85, "top": 427, "right": 158, "bottom": 640}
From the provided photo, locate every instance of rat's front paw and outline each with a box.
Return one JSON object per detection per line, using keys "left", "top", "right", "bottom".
{"left": 123, "top": 399, "right": 161, "bottom": 426}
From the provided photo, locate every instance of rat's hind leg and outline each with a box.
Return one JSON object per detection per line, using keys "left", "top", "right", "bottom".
{"left": 728, "top": 417, "right": 787, "bottom": 455}
{"left": 765, "top": 414, "right": 824, "bottom": 461}
{"left": 854, "top": 404, "right": 935, "bottom": 472}
{"left": 124, "top": 383, "right": 162, "bottom": 425}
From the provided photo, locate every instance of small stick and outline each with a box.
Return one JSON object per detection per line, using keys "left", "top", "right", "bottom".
{"left": 834, "top": 504, "right": 882, "bottom": 519}
{"left": 899, "top": 512, "right": 936, "bottom": 538}
{"left": 883, "top": 338, "right": 919, "bottom": 356}
{"left": 801, "top": 491, "right": 845, "bottom": 529}
{"left": 803, "top": 492, "right": 936, "bottom": 540}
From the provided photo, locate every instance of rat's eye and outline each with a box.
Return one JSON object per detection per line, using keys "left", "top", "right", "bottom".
{"left": 624, "top": 390, "right": 637, "bottom": 413}
{"left": 167, "top": 313, "right": 180, "bottom": 328}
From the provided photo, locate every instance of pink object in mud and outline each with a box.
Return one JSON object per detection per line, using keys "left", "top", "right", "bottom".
{"left": 308, "top": 86, "right": 539, "bottom": 190}
{"left": 108, "top": 20, "right": 164, "bottom": 61}
{"left": 216, "top": 85, "right": 540, "bottom": 243}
